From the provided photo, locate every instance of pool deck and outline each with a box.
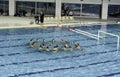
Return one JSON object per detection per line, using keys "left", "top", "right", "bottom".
{"left": 0, "top": 16, "right": 119, "bottom": 29}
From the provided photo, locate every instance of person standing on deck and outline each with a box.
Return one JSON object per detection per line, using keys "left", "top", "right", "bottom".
{"left": 40, "top": 11, "right": 44, "bottom": 23}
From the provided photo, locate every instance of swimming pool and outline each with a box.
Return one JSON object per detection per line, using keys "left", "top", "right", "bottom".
{"left": 0, "top": 24, "right": 120, "bottom": 77}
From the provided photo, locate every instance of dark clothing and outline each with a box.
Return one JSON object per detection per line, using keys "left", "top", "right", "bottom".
{"left": 40, "top": 13, "right": 44, "bottom": 23}
{"left": 0, "top": 9, "right": 4, "bottom": 15}
{"left": 31, "top": 9, "right": 35, "bottom": 16}
{"left": 34, "top": 16, "right": 39, "bottom": 24}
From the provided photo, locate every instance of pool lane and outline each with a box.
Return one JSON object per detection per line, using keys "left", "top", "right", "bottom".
{"left": 0, "top": 25, "right": 120, "bottom": 77}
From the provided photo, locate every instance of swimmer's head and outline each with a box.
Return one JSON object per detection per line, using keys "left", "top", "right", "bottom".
{"left": 30, "top": 39, "right": 33, "bottom": 41}
{"left": 42, "top": 43, "right": 45, "bottom": 46}
{"left": 52, "top": 39, "right": 55, "bottom": 41}
{"left": 36, "top": 38, "right": 39, "bottom": 41}
{"left": 77, "top": 43, "right": 79, "bottom": 45}
{"left": 43, "top": 39, "right": 45, "bottom": 41}
{"left": 40, "top": 45, "right": 42, "bottom": 47}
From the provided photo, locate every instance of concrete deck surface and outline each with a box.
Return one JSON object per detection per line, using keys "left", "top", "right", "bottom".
{"left": 0, "top": 16, "right": 119, "bottom": 29}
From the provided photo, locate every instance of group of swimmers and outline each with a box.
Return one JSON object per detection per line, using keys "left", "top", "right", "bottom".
{"left": 29, "top": 39, "right": 83, "bottom": 52}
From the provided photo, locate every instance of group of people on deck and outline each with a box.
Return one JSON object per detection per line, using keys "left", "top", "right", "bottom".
{"left": 34, "top": 11, "right": 44, "bottom": 24}
{"left": 29, "top": 38, "right": 83, "bottom": 52}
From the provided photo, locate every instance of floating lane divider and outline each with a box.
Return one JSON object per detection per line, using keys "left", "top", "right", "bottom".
{"left": 70, "top": 29, "right": 99, "bottom": 40}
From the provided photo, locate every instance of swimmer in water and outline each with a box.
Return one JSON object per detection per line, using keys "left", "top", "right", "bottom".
{"left": 65, "top": 44, "right": 69, "bottom": 48}
{"left": 51, "top": 39, "right": 55, "bottom": 44}
{"left": 42, "top": 39, "right": 45, "bottom": 44}
{"left": 29, "top": 39, "right": 33, "bottom": 45}
{"left": 36, "top": 38, "right": 40, "bottom": 42}
{"left": 74, "top": 43, "right": 83, "bottom": 50}
{"left": 49, "top": 39, "right": 55, "bottom": 46}
{"left": 41, "top": 43, "right": 46, "bottom": 48}
{"left": 63, "top": 45, "right": 73, "bottom": 51}
{"left": 60, "top": 39, "right": 65, "bottom": 44}
{"left": 38, "top": 44, "right": 47, "bottom": 51}
{"left": 29, "top": 39, "right": 39, "bottom": 48}
{"left": 63, "top": 44, "right": 70, "bottom": 51}
{"left": 53, "top": 45, "right": 59, "bottom": 52}
{"left": 30, "top": 41, "right": 37, "bottom": 48}
{"left": 65, "top": 40, "right": 70, "bottom": 44}
{"left": 38, "top": 45, "right": 43, "bottom": 51}
{"left": 46, "top": 46, "right": 50, "bottom": 51}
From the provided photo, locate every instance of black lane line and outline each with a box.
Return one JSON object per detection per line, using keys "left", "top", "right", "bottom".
{"left": 0, "top": 34, "right": 83, "bottom": 48}
{"left": 0, "top": 29, "right": 115, "bottom": 43}
{"left": 0, "top": 42, "right": 89, "bottom": 56}
{"left": 8, "top": 58, "right": 120, "bottom": 77}
{"left": 0, "top": 40, "right": 117, "bottom": 57}
{"left": 0, "top": 51, "right": 37, "bottom": 57}
{"left": 0, "top": 26, "right": 118, "bottom": 43}
{"left": 0, "top": 38, "right": 26, "bottom": 42}
{"left": 0, "top": 30, "right": 117, "bottom": 57}
{"left": 0, "top": 29, "right": 116, "bottom": 49}
{"left": 97, "top": 72, "right": 120, "bottom": 77}
{"left": 0, "top": 44, "right": 27, "bottom": 48}
{"left": 0, "top": 49, "right": 116, "bottom": 67}
{"left": 0, "top": 37, "right": 117, "bottom": 49}
{"left": 0, "top": 38, "right": 93, "bottom": 57}
{"left": 0, "top": 34, "right": 80, "bottom": 42}
{"left": 0, "top": 38, "right": 92, "bottom": 49}
{"left": 84, "top": 42, "right": 117, "bottom": 48}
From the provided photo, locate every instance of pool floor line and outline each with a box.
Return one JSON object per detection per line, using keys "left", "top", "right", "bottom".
{"left": 0, "top": 33, "right": 84, "bottom": 43}
{"left": 0, "top": 49, "right": 117, "bottom": 67}
{"left": 0, "top": 37, "right": 92, "bottom": 49}
{"left": 97, "top": 72, "right": 120, "bottom": 77}
{"left": 0, "top": 25, "right": 120, "bottom": 77}
{"left": 0, "top": 40, "right": 117, "bottom": 57}
{"left": 0, "top": 34, "right": 84, "bottom": 43}
{"left": 0, "top": 51, "right": 36, "bottom": 57}
{"left": 0, "top": 44, "right": 27, "bottom": 49}
{"left": 0, "top": 33, "right": 116, "bottom": 49}
{"left": 0, "top": 33, "right": 80, "bottom": 42}
{"left": 8, "top": 58, "right": 120, "bottom": 77}
{"left": 0, "top": 27, "right": 118, "bottom": 43}
{"left": 0, "top": 35, "right": 117, "bottom": 49}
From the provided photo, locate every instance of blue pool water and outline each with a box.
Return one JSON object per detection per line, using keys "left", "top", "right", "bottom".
{"left": 0, "top": 24, "right": 120, "bottom": 77}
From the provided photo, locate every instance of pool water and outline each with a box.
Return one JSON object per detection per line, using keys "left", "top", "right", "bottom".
{"left": 0, "top": 24, "right": 120, "bottom": 77}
